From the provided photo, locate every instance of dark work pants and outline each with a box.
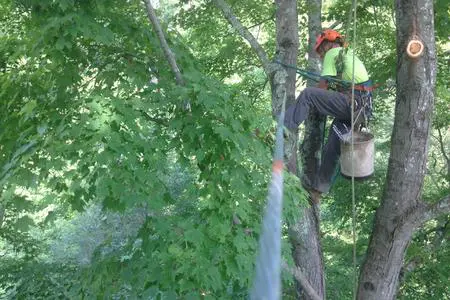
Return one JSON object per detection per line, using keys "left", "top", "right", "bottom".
{"left": 284, "top": 87, "right": 352, "bottom": 193}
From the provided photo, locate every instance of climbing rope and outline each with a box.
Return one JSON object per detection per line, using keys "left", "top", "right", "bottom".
{"left": 349, "top": 0, "right": 358, "bottom": 298}
{"left": 250, "top": 91, "right": 287, "bottom": 300}
{"left": 275, "top": 60, "right": 378, "bottom": 96}
{"left": 275, "top": 60, "right": 365, "bottom": 89}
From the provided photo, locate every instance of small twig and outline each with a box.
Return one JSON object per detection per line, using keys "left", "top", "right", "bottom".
{"left": 436, "top": 128, "right": 450, "bottom": 174}
{"left": 329, "top": 20, "right": 341, "bottom": 29}
{"left": 0, "top": 204, "right": 4, "bottom": 229}
{"left": 246, "top": 14, "right": 275, "bottom": 30}
{"left": 251, "top": 78, "right": 269, "bottom": 105}
{"left": 371, "top": 0, "right": 380, "bottom": 31}
{"left": 402, "top": 195, "right": 450, "bottom": 232}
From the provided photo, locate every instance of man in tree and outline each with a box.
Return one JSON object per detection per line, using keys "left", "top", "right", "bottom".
{"left": 284, "top": 29, "right": 372, "bottom": 203}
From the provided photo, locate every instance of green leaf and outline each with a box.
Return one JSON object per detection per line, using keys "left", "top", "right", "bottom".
{"left": 19, "top": 100, "right": 37, "bottom": 116}
{"left": 13, "top": 215, "right": 35, "bottom": 232}
{"left": 184, "top": 228, "right": 204, "bottom": 245}
{"left": 168, "top": 244, "right": 183, "bottom": 258}
{"left": 214, "top": 126, "right": 233, "bottom": 141}
{"left": 55, "top": 37, "right": 67, "bottom": 50}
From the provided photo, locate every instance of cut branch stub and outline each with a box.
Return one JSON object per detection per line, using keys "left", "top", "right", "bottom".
{"left": 406, "top": 37, "right": 424, "bottom": 58}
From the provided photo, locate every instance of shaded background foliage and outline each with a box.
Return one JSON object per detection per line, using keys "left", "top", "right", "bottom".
{"left": 0, "top": 0, "right": 448, "bottom": 299}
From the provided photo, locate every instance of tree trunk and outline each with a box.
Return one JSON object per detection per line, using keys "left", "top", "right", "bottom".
{"left": 289, "top": 203, "right": 324, "bottom": 299}
{"left": 288, "top": 0, "right": 325, "bottom": 299}
{"left": 273, "top": 0, "right": 299, "bottom": 174}
{"left": 300, "top": 0, "right": 325, "bottom": 191}
{"left": 357, "top": 1, "right": 436, "bottom": 299}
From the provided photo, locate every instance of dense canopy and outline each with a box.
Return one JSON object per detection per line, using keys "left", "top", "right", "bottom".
{"left": 0, "top": 0, "right": 448, "bottom": 299}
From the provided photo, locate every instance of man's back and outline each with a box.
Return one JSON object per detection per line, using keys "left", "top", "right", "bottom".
{"left": 321, "top": 47, "right": 369, "bottom": 84}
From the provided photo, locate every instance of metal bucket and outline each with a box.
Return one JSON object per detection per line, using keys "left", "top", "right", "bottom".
{"left": 340, "top": 131, "right": 374, "bottom": 180}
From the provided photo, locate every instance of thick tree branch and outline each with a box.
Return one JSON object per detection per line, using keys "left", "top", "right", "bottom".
{"left": 398, "top": 256, "right": 421, "bottom": 286}
{"left": 403, "top": 195, "right": 450, "bottom": 231}
{"left": 282, "top": 261, "right": 322, "bottom": 300}
{"left": 400, "top": 218, "right": 449, "bottom": 286}
{"left": 211, "top": 0, "right": 288, "bottom": 119}
{"left": 211, "top": 0, "right": 271, "bottom": 74}
{"left": 143, "top": 0, "right": 185, "bottom": 86}
{"left": 419, "top": 195, "right": 450, "bottom": 225}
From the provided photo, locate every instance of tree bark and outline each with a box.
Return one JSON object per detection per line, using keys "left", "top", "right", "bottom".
{"left": 282, "top": 260, "right": 322, "bottom": 300}
{"left": 274, "top": 0, "right": 299, "bottom": 174}
{"left": 274, "top": 0, "right": 298, "bottom": 108}
{"left": 357, "top": 1, "right": 437, "bottom": 299}
{"left": 288, "top": 0, "right": 326, "bottom": 299}
{"left": 274, "top": 0, "right": 298, "bottom": 171}
{"left": 301, "top": 0, "right": 325, "bottom": 190}
{"left": 289, "top": 204, "right": 324, "bottom": 299}
{"left": 143, "top": 0, "right": 185, "bottom": 86}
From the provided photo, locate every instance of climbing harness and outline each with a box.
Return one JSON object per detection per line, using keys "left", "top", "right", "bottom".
{"left": 346, "top": 84, "right": 374, "bottom": 130}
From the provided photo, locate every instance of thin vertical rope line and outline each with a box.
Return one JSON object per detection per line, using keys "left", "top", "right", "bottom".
{"left": 350, "top": 0, "right": 358, "bottom": 299}
{"left": 250, "top": 91, "right": 287, "bottom": 300}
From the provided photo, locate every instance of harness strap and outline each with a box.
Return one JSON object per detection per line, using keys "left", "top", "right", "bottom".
{"left": 353, "top": 84, "right": 379, "bottom": 92}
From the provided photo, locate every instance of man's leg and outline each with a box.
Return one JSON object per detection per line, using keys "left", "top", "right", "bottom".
{"left": 314, "top": 119, "right": 348, "bottom": 193}
{"left": 284, "top": 87, "right": 351, "bottom": 130}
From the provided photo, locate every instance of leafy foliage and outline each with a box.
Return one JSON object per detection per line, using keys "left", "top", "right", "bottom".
{"left": 0, "top": 0, "right": 448, "bottom": 299}
{"left": 0, "top": 0, "right": 305, "bottom": 298}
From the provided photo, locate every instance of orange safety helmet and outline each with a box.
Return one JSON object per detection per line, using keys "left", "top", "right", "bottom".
{"left": 314, "top": 29, "right": 343, "bottom": 52}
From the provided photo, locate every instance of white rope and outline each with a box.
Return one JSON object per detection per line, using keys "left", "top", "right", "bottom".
{"left": 250, "top": 91, "right": 287, "bottom": 300}
{"left": 350, "top": 0, "right": 358, "bottom": 299}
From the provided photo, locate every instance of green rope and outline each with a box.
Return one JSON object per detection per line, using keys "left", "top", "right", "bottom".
{"left": 274, "top": 60, "right": 356, "bottom": 87}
